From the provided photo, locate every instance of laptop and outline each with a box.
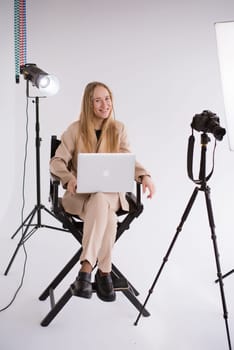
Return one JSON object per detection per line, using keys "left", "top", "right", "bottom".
{"left": 76, "top": 153, "right": 135, "bottom": 193}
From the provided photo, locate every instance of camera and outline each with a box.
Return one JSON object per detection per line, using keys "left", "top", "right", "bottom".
{"left": 191, "top": 110, "right": 226, "bottom": 141}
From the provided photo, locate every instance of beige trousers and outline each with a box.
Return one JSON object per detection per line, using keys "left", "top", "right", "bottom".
{"left": 62, "top": 192, "right": 121, "bottom": 272}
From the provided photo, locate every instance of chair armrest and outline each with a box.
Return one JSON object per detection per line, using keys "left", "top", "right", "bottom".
{"left": 125, "top": 182, "right": 142, "bottom": 213}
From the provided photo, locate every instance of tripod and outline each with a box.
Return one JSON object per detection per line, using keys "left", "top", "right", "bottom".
{"left": 4, "top": 84, "right": 66, "bottom": 276}
{"left": 134, "top": 132, "right": 233, "bottom": 350}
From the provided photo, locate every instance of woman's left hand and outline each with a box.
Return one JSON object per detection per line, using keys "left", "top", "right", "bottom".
{"left": 141, "top": 175, "right": 155, "bottom": 199}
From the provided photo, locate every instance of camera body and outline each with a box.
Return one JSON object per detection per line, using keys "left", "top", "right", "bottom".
{"left": 191, "top": 110, "right": 226, "bottom": 141}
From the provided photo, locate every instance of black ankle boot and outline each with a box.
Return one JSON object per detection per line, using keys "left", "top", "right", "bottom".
{"left": 73, "top": 272, "right": 92, "bottom": 299}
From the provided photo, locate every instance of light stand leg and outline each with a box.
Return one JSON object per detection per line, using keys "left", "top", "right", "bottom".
{"left": 204, "top": 186, "right": 232, "bottom": 350}
{"left": 4, "top": 206, "right": 38, "bottom": 275}
{"left": 134, "top": 186, "right": 199, "bottom": 325}
{"left": 11, "top": 206, "right": 37, "bottom": 239}
{"left": 4, "top": 204, "right": 69, "bottom": 276}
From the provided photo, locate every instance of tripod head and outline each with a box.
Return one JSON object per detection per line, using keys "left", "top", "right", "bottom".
{"left": 187, "top": 129, "right": 216, "bottom": 186}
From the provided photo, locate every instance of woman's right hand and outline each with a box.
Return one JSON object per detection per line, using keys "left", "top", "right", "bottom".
{"left": 67, "top": 176, "right": 77, "bottom": 195}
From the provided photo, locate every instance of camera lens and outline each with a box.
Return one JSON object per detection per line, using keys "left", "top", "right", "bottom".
{"left": 213, "top": 125, "right": 226, "bottom": 141}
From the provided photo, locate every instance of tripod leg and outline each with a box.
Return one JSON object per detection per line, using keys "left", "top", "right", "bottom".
{"left": 204, "top": 187, "right": 232, "bottom": 350}
{"left": 4, "top": 207, "right": 38, "bottom": 275}
{"left": 215, "top": 269, "right": 234, "bottom": 282}
{"left": 11, "top": 206, "right": 37, "bottom": 239}
{"left": 134, "top": 186, "right": 199, "bottom": 325}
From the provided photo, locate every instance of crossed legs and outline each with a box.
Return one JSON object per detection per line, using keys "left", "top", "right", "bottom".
{"left": 63, "top": 192, "right": 120, "bottom": 301}
{"left": 80, "top": 192, "right": 120, "bottom": 273}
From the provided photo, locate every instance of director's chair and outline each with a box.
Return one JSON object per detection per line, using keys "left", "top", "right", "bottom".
{"left": 39, "top": 135, "right": 150, "bottom": 326}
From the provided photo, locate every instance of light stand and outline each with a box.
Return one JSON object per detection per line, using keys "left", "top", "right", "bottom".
{"left": 4, "top": 64, "right": 65, "bottom": 275}
{"left": 134, "top": 128, "right": 232, "bottom": 349}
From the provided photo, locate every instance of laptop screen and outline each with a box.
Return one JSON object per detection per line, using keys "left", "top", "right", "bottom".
{"left": 77, "top": 153, "right": 135, "bottom": 193}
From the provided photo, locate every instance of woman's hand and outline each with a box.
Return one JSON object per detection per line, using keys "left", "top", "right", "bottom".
{"left": 67, "top": 176, "right": 77, "bottom": 195}
{"left": 141, "top": 175, "right": 155, "bottom": 199}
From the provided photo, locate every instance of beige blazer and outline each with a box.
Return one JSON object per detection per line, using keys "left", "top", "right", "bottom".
{"left": 50, "top": 120, "right": 150, "bottom": 212}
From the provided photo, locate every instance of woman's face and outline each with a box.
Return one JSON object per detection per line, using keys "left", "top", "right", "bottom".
{"left": 92, "top": 85, "right": 112, "bottom": 121}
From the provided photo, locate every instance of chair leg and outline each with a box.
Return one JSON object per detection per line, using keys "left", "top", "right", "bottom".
{"left": 120, "top": 289, "right": 150, "bottom": 317}
{"left": 39, "top": 249, "right": 82, "bottom": 301}
{"left": 40, "top": 288, "right": 73, "bottom": 327}
{"left": 112, "top": 264, "right": 139, "bottom": 296}
{"left": 111, "top": 263, "right": 150, "bottom": 317}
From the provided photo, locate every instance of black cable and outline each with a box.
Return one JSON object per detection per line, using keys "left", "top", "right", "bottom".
{"left": 0, "top": 94, "right": 29, "bottom": 312}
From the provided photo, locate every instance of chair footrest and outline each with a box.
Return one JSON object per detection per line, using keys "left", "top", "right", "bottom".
{"left": 109, "top": 277, "right": 129, "bottom": 291}
{"left": 92, "top": 278, "right": 129, "bottom": 291}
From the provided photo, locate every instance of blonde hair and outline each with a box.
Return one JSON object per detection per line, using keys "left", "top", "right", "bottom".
{"left": 78, "top": 81, "right": 119, "bottom": 152}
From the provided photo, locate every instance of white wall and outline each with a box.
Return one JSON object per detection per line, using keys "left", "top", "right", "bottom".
{"left": 1, "top": 1, "right": 234, "bottom": 349}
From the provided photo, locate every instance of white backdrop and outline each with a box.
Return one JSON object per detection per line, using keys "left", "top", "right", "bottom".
{"left": 1, "top": 1, "right": 234, "bottom": 350}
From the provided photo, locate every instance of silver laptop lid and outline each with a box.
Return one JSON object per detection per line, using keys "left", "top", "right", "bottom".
{"left": 77, "top": 153, "right": 135, "bottom": 193}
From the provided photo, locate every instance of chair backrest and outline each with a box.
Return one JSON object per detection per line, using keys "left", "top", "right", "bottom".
{"left": 49, "top": 136, "right": 61, "bottom": 208}
{"left": 51, "top": 135, "right": 61, "bottom": 158}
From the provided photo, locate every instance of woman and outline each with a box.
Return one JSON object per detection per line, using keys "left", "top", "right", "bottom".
{"left": 50, "top": 81, "right": 155, "bottom": 302}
